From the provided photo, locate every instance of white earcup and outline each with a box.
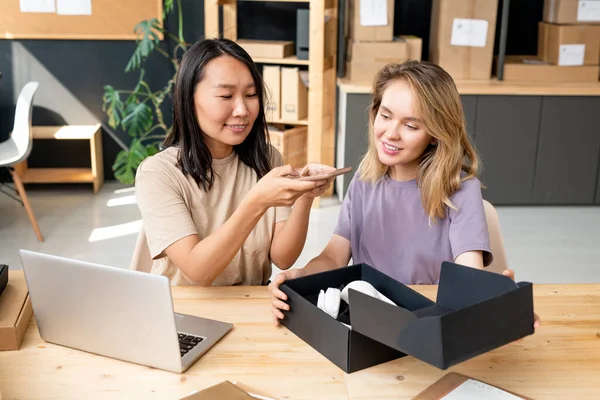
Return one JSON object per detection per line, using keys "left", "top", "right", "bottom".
{"left": 341, "top": 280, "right": 396, "bottom": 306}
{"left": 317, "top": 288, "right": 341, "bottom": 319}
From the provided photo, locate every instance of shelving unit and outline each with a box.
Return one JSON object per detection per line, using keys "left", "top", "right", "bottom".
{"left": 205, "top": 0, "right": 339, "bottom": 203}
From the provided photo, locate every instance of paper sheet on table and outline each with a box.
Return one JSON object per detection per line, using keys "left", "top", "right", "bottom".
{"left": 359, "top": 0, "right": 387, "bottom": 26}
{"left": 20, "top": 0, "right": 56, "bottom": 13}
{"left": 57, "top": 0, "right": 92, "bottom": 15}
{"left": 440, "top": 379, "right": 524, "bottom": 400}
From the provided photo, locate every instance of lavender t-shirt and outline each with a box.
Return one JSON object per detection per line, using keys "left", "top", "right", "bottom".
{"left": 334, "top": 173, "right": 493, "bottom": 285}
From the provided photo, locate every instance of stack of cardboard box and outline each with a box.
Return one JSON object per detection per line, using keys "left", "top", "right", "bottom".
{"left": 503, "top": 0, "right": 600, "bottom": 82}
{"left": 262, "top": 65, "right": 308, "bottom": 168}
{"left": 428, "top": 0, "right": 499, "bottom": 81}
{"left": 344, "top": 0, "right": 422, "bottom": 85}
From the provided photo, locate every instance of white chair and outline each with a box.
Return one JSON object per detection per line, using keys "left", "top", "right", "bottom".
{"left": 0, "top": 82, "right": 43, "bottom": 242}
{"left": 483, "top": 199, "right": 508, "bottom": 274}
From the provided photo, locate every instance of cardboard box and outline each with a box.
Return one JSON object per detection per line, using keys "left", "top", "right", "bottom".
{"left": 263, "top": 66, "right": 281, "bottom": 121}
{"left": 429, "top": 0, "right": 499, "bottom": 80}
{"left": 345, "top": 36, "right": 423, "bottom": 85}
{"left": 501, "top": 55, "right": 600, "bottom": 82}
{"left": 280, "top": 262, "right": 535, "bottom": 372}
{"left": 237, "top": 39, "right": 295, "bottom": 59}
{"left": 0, "top": 271, "right": 33, "bottom": 351}
{"left": 180, "top": 381, "right": 254, "bottom": 400}
{"left": 268, "top": 125, "right": 307, "bottom": 168}
{"left": 349, "top": 0, "right": 395, "bottom": 42}
{"left": 0, "top": 264, "right": 8, "bottom": 297}
{"left": 280, "top": 67, "right": 308, "bottom": 121}
{"left": 347, "top": 35, "right": 422, "bottom": 62}
{"left": 538, "top": 22, "right": 600, "bottom": 65}
{"left": 544, "top": 0, "right": 600, "bottom": 24}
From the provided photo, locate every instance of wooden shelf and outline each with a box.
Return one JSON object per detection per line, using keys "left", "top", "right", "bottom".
{"left": 337, "top": 78, "right": 600, "bottom": 96}
{"left": 206, "top": 0, "right": 337, "bottom": 206}
{"left": 253, "top": 56, "right": 310, "bottom": 66}
{"left": 20, "top": 168, "right": 95, "bottom": 183}
{"left": 267, "top": 118, "right": 309, "bottom": 126}
{"left": 237, "top": 0, "right": 308, "bottom": 2}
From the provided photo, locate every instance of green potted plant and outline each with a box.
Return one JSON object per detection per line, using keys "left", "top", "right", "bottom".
{"left": 102, "top": 0, "right": 188, "bottom": 184}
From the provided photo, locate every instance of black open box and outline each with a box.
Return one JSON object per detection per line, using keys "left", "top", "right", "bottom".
{"left": 279, "top": 262, "right": 535, "bottom": 373}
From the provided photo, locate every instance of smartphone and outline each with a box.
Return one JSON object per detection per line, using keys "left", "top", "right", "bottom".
{"left": 293, "top": 167, "right": 353, "bottom": 181}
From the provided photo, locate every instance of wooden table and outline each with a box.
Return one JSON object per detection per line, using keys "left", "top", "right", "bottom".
{"left": 1, "top": 285, "right": 599, "bottom": 399}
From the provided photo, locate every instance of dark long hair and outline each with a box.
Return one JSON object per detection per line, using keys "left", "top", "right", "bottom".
{"left": 163, "top": 38, "right": 272, "bottom": 191}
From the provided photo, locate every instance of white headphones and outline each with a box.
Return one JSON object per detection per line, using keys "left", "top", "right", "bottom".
{"left": 317, "top": 280, "right": 396, "bottom": 325}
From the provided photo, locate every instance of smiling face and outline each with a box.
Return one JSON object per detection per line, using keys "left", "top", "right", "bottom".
{"left": 193, "top": 55, "right": 260, "bottom": 159}
{"left": 372, "top": 79, "right": 434, "bottom": 180}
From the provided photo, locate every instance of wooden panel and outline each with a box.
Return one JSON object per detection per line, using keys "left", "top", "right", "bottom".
{"left": 205, "top": 0, "right": 220, "bottom": 39}
{"left": 32, "top": 124, "right": 101, "bottom": 140}
{"left": 0, "top": 0, "right": 162, "bottom": 40}
{"left": 475, "top": 96, "right": 541, "bottom": 204}
{"left": 254, "top": 56, "right": 310, "bottom": 65}
{"left": 20, "top": 168, "right": 95, "bottom": 183}
{"left": 337, "top": 78, "right": 600, "bottom": 96}
{"left": 3, "top": 283, "right": 600, "bottom": 400}
{"left": 223, "top": 3, "right": 237, "bottom": 40}
{"left": 267, "top": 118, "right": 308, "bottom": 126}
{"left": 534, "top": 97, "right": 600, "bottom": 204}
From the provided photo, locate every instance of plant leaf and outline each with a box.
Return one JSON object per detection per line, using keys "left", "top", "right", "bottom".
{"left": 163, "top": 0, "right": 174, "bottom": 18}
{"left": 102, "top": 85, "right": 124, "bottom": 129}
{"left": 126, "top": 18, "right": 162, "bottom": 72}
{"left": 122, "top": 102, "right": 153, "bottom": 138}
{"left": 112, "top": 140, "right": 156, "bottom": 184}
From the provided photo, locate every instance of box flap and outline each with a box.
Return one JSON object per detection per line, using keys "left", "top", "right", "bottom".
{"left": 0, "top": 271, "right": 29, "bottom": 327}
{"left": 349, "top": 290, "right": 445, "bottom": 368}
{"left": 436, "top": 262, "right": 521, "bottom": 310}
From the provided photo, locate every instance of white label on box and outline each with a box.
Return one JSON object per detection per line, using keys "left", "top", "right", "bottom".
{"left": 360, "top": 0, "right": 388, "bottom": 27}
{"left": 57, "top": 0, "right": 92, "bottom": 15}
{"left": 440, "top": 379, "right": 524, "bottom": 400}
{"left": 559, "top": 44, "right": 586, "bottom": 66}
{"left": 20, "top": 0, "right": 55, "bottom": 13}
{"left": 578, "top": 1, "right": 600, "bottom": 22}
{"left": 450, "top": 19, "right": 489, "bottom": 48}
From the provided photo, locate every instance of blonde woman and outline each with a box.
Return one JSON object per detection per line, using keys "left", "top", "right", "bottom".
{"left": 268, "top": 60, "right": 540, "bottom": 329}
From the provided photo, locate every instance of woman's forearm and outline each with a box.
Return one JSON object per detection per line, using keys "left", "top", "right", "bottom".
{"left": 269, "top": 195, "right": 314, "bottom": 269}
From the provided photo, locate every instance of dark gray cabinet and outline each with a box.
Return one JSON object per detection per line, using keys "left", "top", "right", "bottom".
{"left": 475, "top": 96, "right": 541, "bottom": 205}
{"left": 461, "top": 96, "right": 477, "bottom": 140}
{"left": 533, "top": 97, "right": 600, "bottom": 204}
{"left": 596, "top": 161, "right": 600, "bottom": 204}
{"left": 337, "top": 89, "right": 600, "bottom": 205}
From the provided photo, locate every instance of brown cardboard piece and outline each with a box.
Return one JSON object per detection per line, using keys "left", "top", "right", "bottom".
{"left": 349, "top": 0, "right": 395, "bottom": 42}
{"left": 429, "top": 0, "right": 499, "bottom": 80}
{"left": 237, "top": 39, "right": 295, "bottom": 59}
{"left": 263, "top": 66, "right": 281, "bottom": 121}
{"left": 544, "top": 0, "right": 600, "bottom": 24}
{"left": 538, "top": 22, "right": 600, "bottom": 65}
{"left": 180, "top": 381, "right": 254, "bottom": 400}
{"left": 281, "top": 67, "right": 308, "bottom": 121}
{"left": 0, "top": 271, "right": 33, "bottom": 351}
{"left": 413, "top": 372, "right": 532, "bottom": 400}
{"left": 502, "top": 55, "right": 600, "bottom": 82}
{"left": 268, "top": 125, "right": 307, "bottom": 168}
{"left": 345, "top": 36, "right": 423, "bottom": 85}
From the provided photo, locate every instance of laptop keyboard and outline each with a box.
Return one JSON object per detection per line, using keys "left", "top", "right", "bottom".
{"left": 178, "top": 333, "right": 204, "bottom": 357}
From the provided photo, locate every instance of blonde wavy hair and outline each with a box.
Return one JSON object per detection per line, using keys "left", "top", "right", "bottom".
{"left": 358, "top": 60, "right": 481, "bottom": 221}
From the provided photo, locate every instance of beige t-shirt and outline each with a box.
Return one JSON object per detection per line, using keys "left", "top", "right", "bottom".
{"left": 134, "top": 146, "right": 291, "bottom": 286}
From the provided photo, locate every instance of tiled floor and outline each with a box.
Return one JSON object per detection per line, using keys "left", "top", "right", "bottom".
{"left": 1, "top": 182, "right": 599, "bottom": 284}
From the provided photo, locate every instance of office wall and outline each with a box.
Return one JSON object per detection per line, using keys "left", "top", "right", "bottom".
{"left": 0, "top": 0, "right": 542, "bottom": 181}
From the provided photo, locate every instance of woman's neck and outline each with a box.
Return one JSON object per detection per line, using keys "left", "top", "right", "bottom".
{"left": 389, "top": 163, "right": 418, "bottom": 181}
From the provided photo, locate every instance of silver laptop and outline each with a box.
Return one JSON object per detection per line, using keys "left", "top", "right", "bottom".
{"left": 19, "top": 249, "right": 233, "bottom": 373}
